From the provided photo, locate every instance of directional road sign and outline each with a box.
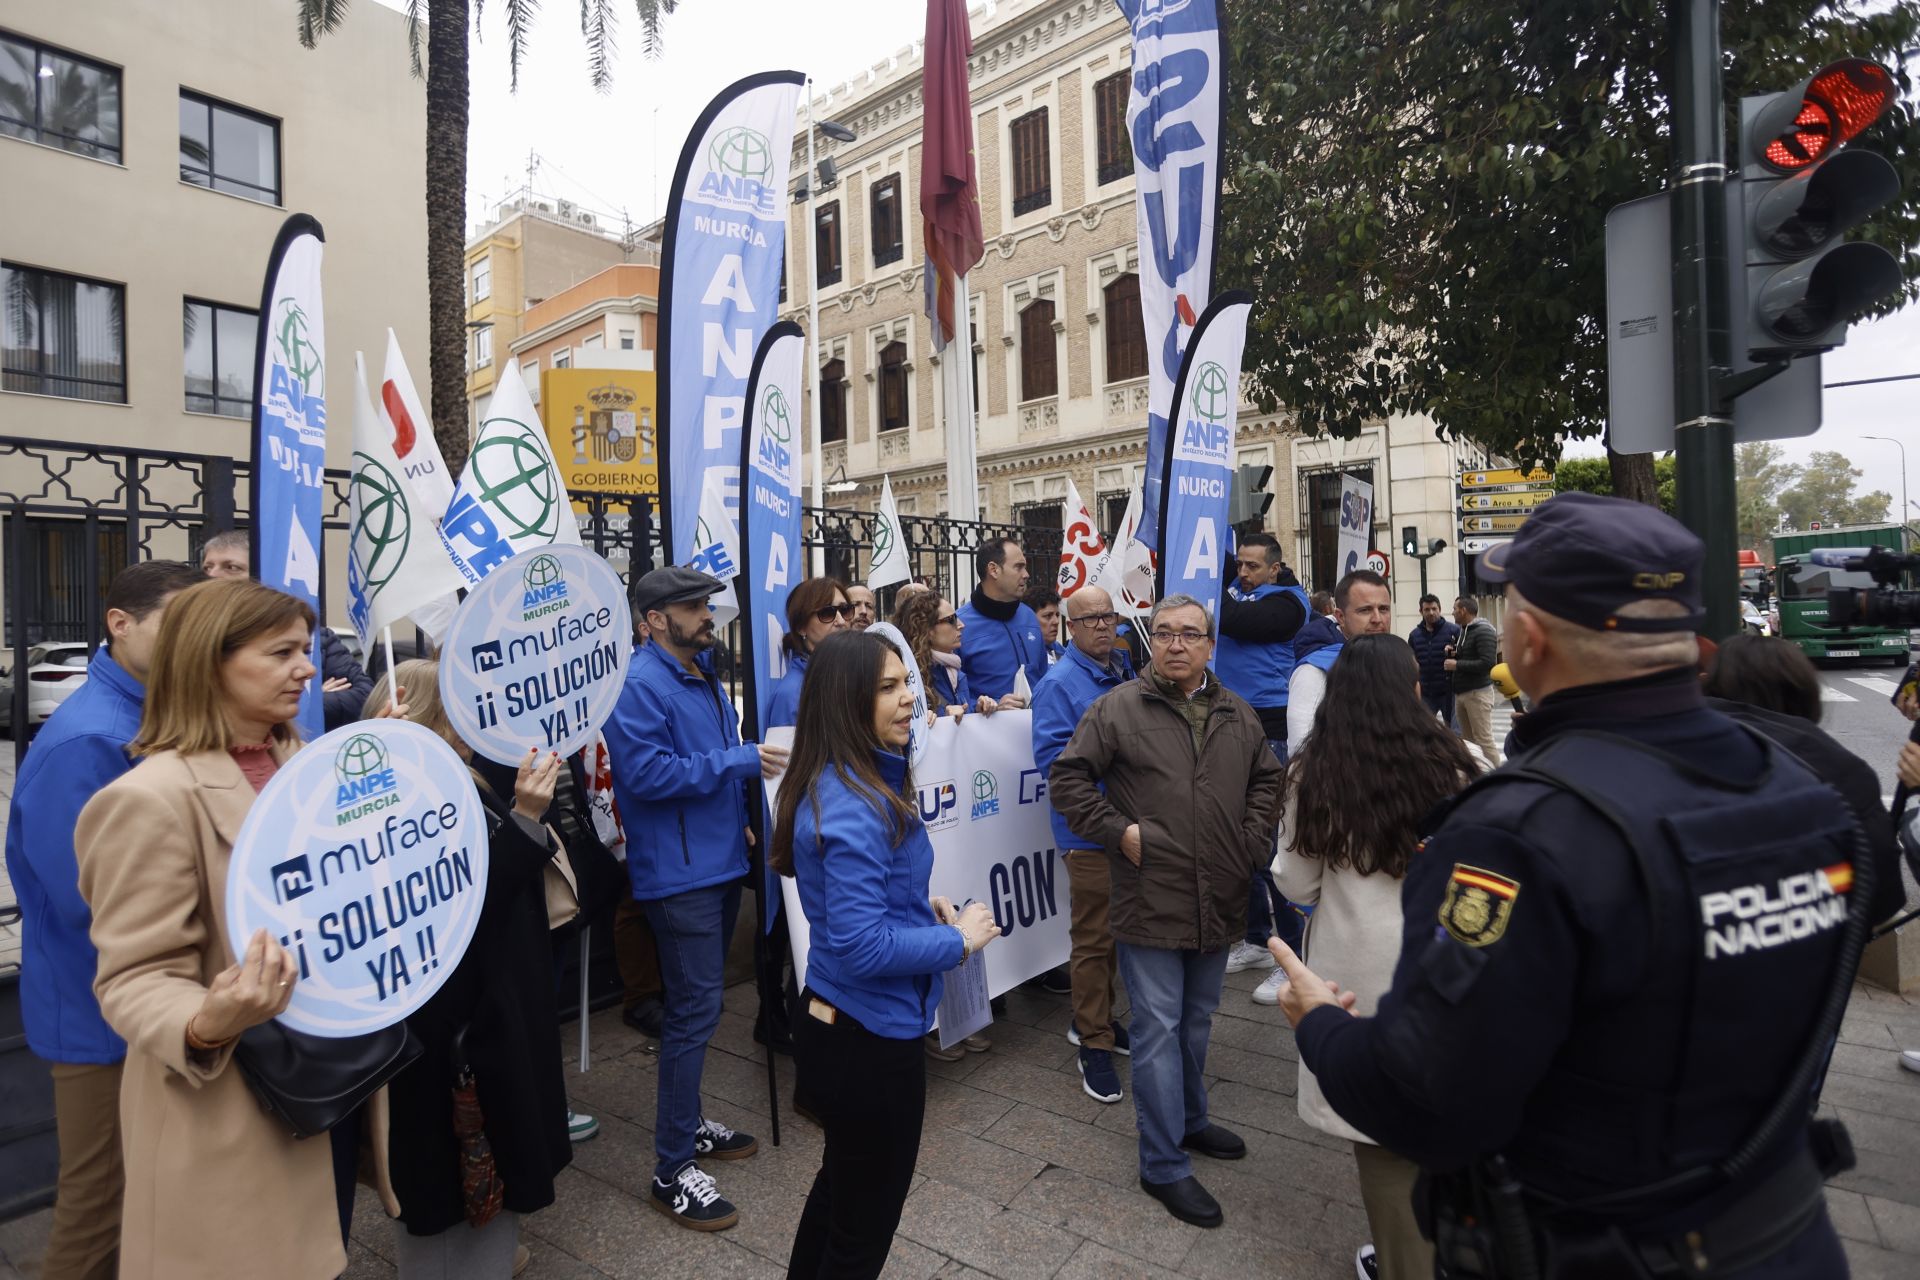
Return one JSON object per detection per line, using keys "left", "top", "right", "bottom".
{"left": 1460, "top": 467, "right": 1551, "bottom": 489}
{"left": 1462, "top": 490, "right": 1554, "bottom": 512}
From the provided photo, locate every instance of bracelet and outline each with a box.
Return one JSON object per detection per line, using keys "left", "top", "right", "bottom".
{"left": 185, "top": 1013, "right": 235, "bottom": 1053}
{"left": 954, "top": 924, "right": 973, "bottom": 960}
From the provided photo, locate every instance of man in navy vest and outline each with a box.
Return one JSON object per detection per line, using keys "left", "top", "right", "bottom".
{"left": 957, "top": 538, "right": 1049, "bottom": 701}
{"left": 1408, "top": 593, "right": 1461, "bottom": 725}
{"left": 1214, "top": 532, "right": 1310, "bottom": 976}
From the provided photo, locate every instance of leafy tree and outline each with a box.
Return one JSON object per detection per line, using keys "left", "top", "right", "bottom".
{"left": 1223, "top": 0, "right": 1920, "bottom": 500}
{"left": 295, "top": 0, "right": 678, "bottom": 475}
{"left": 1734, "top": 441, "right": 1801, "bottom": 550}
{"left": 1780, "top": 449, "right": 1891, "bottom": 530}
{"left": 1553, "top": 454, "right": 1676, "bottom": 514}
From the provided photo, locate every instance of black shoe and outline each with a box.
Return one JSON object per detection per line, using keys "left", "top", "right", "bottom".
{"left": 623, "top": 997, "right": 664, "bottom": 1039}
{"left": 651, "top": 1161, "right": 738, "bottom": 1231}
{"left": 693, "top": 1116, "right": 758, "bottom": 1161}
{"left": 1038, "top": 963, "right": 1073, "bottom": 995}
{"left": 1180, "top": 1123, "right": 1246, "bottom": 1161}
{"left": 1140, "top": 1175, "right": 1222, "bottom": 1228}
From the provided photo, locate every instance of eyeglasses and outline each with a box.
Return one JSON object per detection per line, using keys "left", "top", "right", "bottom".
{"left": 1069, "top": 611, "right": 1119, "bottom": 629}
{"left": 935, "top": 612, "right": 960, "bottom": 627}
{"left": 813, "top": 603, "right": 854, "bottom": 623}
{"left": 1149, "top": 629, "right": 1210, "bottom": 648}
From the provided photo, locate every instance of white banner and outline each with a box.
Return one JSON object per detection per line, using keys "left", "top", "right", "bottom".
{"left": 689, "top": 468, "right": 742, "bottom": 628}
{"left": 1337, "top": 471, "right": 1375, "bottom": 582}
{"left": 378, "top": 328, "right": 456, "bottom": 515}
{"left": 438, "top": 362, "right": 582, "bottom": 584}
{"left": 1089, "top": 484, "right": 1156, "bottom": 618}
{"left": 776, "top": 710, "right": 1069, "bottom": 1001}
{"left": 1056, "top": 478, "right": 1108, "bottom": 597}
{"left": 869, "top": 475, "right": 913, "bottom": 590}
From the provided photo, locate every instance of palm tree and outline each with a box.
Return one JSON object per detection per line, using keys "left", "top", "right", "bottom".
{"left": 295, "top": 0, "right": 679, "bottom": 479}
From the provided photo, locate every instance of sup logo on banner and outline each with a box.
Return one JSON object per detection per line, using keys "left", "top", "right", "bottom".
{"left": 439, "top": 543, "right": 632, "bottom": 765}
{"left": 918, "top": 778, "right": 960, "bottom": 831}
{"left": 225, "top": 720, "right": 487, "bottom": 1037}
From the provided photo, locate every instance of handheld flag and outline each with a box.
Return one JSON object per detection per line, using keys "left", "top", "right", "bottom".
{"left": 869, "top": 476, "right": 913, "bottom": 590}
{"left": 1057, "top": 478, "right": 1108, "bottom": 596}
{"left": 438, "top": 362, "right": 581, "bottom": 584}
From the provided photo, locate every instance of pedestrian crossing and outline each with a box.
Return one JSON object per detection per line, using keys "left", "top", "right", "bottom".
{"left": 1821, "top": 675, "right": 1901, "bottom": 703}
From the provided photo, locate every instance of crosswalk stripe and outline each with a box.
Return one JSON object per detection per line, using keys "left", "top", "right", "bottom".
{"left": 1820, "top": 686, "right": 1857, "bottom": 702}
{"left": 1848, "top": 676, "right": 1900, "bottom": 696}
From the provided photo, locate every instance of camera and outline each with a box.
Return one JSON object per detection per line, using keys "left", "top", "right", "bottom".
{"left": 1824, "top": 546, "right": 1920, "bottom": 627}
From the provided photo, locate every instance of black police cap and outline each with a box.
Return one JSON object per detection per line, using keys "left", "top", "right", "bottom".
{"left": 1476, "top": 492, "right": 1704, "bottom": 633}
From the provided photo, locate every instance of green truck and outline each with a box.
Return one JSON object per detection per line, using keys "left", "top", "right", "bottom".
{"left": 1771, "top": 524, "right": 1912, "bottom": 665}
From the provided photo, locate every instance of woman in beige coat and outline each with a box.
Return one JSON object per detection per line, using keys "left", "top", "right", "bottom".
{"left": 1274, "top": 635, "right": 1482, "bottom": 1280}
{"left": 75, "top": 578, "right": 342, "bottom": 1280}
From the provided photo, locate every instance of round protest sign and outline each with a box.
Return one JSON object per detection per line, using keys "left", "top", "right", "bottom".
{"left": 225, "top": 719, "right": 487, "bottom": 1037}
{"left": 866, "top": 621, "right": 929, "bottom": 765}
{"left": 439, "top": 543, "right": 633, "bottom": 765}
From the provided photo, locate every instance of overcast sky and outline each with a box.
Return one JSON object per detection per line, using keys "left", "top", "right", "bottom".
{"left": 431, "top": 0, "right": 1918, "bottom": 505}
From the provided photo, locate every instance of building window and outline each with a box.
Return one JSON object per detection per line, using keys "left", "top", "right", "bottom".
{"left": 1009, "top": 107, "right": 1051, "bottom": 216}
{"left": 779, "top": 255, "right": 788, "bottom": 305}
{"left": 583, "top": 333, "right": 604, "bottom": 351}
{"left": 1099, "top": 490, "right": 1129, "bottom": 541}
{"left": 619, "top": 331, "right": 636, "bottom": 350}
{"left": 2, "top": 262, "right": 126, "bottom": 403}
{"left": 1094, "top": 72, "right": 1132, "bottom": 187}
{"left": 183, "top": 299, "right": 257, "bottom": 417}
{"left": 1019, "top": 299, "right": 1056, "bottom": 402}
{"left": 879, "top": 341, "right": 908, "bottom": 432}
{"left": 473, "top": 327, "right": 492, "bottom": 368}
{"left": 1013, "top": 501, "right": 1064, "bottom": 531}
{"left": 471, "top": 256, "right": 491, "bottom": 303}
{"left": 871, "top": 175, "right": 903, "bottom": 267}
{"left": 970, "top": 321, "right": 980, "bottom": 417}
{"left": 178, "top": 90, "right": 280, "bottom": 205}
{"left": 820, "top": 358, "right": 848, "bottom": 443}
{"left": 815, "top": 201, "right": 843, "bottom": 288}
{"left": 522, "top": 359, "right": 540, "bottom": 402}
{"left": 552, "top": 348, "right": 570, "bottom": 369}
{"left": 1104, "top": 273, "right": 1147, "bottom": 383}
{"left": 0, "top": 34, "right": 121, "bottom": 163}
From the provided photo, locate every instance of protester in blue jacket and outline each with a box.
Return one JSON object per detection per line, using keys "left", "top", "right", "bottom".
{"left": 600, "top": 566, "right": 789, "bottom": 1233}
{"left": 4, "top": 559, "right": 204, "bottom": 1279}
{"left": 1024, "top": 584, "right": 1067, "bottom": 666}
{"left": 897, "top": 591, "right": 1001, "bottom": 721}
{"left": 765, "top": 576, "right": 851, "bottom": 729}
{"left": 1407, "top": 593, "right": 1461, "bottom": 725}
{"left": 1030, "top": 586, "right": 1136, "bottom": 1105}
{"left": 774, "top": 630, "right": 1002, "bottom": 1279}
{"left": 957, "top": 538, "right": 1049, "bottom": 699}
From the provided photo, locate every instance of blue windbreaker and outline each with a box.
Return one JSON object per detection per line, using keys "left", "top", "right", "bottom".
{"left": 1293, "top": 613, "right": 1344, "bottom": 675}
{"left": 4, "top": 648, "right": 143, "bottom": 1063}
{"left": 929, "top": 661, "right": 970, "bottom": 710}
{"left": 602, "top": 641, "right": 759, "bottom": 900}
{"left": 956, "top": 595, "right": 1048, "bottom": 700}
{"left": 790, "top": 748, "right": 965, "bottom": 1038}
{"left": 1214, "top": 581, "right": 1310, "bottom": 710}
{"left": 1030, "top": 643, "right": 1133, "bottom": 852}
{"left": 764, "top": 651, "right": 808, "bottom": 729}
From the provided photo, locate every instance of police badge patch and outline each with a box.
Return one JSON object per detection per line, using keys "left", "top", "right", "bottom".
{"left": 1439, "top": 863, "right": 1520, "bottom": 947}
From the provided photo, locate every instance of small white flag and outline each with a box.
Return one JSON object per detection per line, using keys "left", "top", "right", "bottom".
{"left": 438, "top": 361, "right": 580, "bottom": 583}
{"left": 377, "top": 329, "right": 457, "bottom": 515}
{"left": 869, "top": 475, "right": 912, "bottom": 590}
{"left": 1090, "top": 484, "right": 1156, "bottom": 618}
{"left": 688, "top": 468, "right": 741, "bottom": 629}
{"left": 1011, "top": 665, "right": 1033, "bottom": 704}
{"left": 1057, "top": 478, "right": 1109, "bottom": 596}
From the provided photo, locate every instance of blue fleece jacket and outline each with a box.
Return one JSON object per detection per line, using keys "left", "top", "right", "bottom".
{"left": 4, "top": 648, "right": 143, "bottom": 1063}
{"left": 764, "top": 651, "right": 808, "bottom": 729}
{"left": 602, "top": 641, "right": 759, "bottom": 900}
{"left": 1293, "top": 613, "right": 1345, "bottom": 675}
{"left": 928, "top": 661, "right": 971, "bottom": 710}
{"left": 1030, "top": 643, "right": 1133, "bottom": 852}
{"left": 790, "top": 748, "right": 965, "bottom": 1038}
{"left": 956, "top": 592, "right": 1048, "bottom": 700}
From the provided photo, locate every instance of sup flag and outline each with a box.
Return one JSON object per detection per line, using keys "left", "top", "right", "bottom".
{"left": 1056, "top": 478, "right": 1108, "bottom": 596}
{"left": 438, "top": 361, "right": 581, "bottom": 584}
{"left": 346, "top": 352, "right": 467, "bottom": 650}
{"left": 1156, "top": 292, "right": 1253, "bottom": 610}
{"left": 1119, "top": 0, "right": 1225, "bottom": 552}
{"left": 249, "top": 213, "right": 329, "bottom": 738}
{"left": 657, "top": 71, "right": 804, "bottom": 564}
{"left": 869, "top": 476, "right": 913, "bottom": 590}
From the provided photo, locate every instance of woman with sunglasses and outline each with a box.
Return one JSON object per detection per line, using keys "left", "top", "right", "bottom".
{"left": 766, "top": 578, "right": 852, "bottom": 728}
{"left": 895, "top": 592, "right": 1003, "bottom": 721}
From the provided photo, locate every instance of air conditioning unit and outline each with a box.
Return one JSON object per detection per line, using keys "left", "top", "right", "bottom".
{"left": 556, "top": 199, "right": 576, "bottom": 219}
{"left": 576, "top": 211, "right": 597, "bottom": 227}
{"left": 532, "top": 200, "right": 554, "bottom": 214}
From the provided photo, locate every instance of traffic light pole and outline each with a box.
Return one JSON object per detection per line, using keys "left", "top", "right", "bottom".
{"left": 1670, "top": 0, "right": 1740, "bottom": 639}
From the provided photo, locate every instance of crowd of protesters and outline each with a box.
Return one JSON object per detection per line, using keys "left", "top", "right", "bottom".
{"left": 6, "top": 492, "right": 1912, "bottom": 1280}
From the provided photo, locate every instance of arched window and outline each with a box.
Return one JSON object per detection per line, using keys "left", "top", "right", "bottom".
{"left": 1019, "top": 299, "right": 1057, "bottom": 402}
{"left": 879, "top": 341, "right": 908, "bottom": 431}
{"left": 821, "top": 358, "right": 847, "bottom": 443}
{"left": 1104, "top": 274, "right": 1146, "bottom": 383}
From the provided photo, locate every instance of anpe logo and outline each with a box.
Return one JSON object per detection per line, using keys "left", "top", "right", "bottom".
{"left": 271, "top": 854, "right": 314, "bottom": 904}
{"left": 699, "top": 126, "right": 779, "bottom": 214}
{"left": 274, "top": 299, "right": 324, "bottom": 395}
{"left": 872, "top": 508, "right": 898, "bottom": 567}
{"left": 970, "top": 770, "right": 1000, "bottom": 821}
{"left": 918, "top": 778, "right": 959, "bottom": 830}
{"left": 349, "top": 451, "right": 411, "bottom": 593}
{"left": 756, "top": 385, "right": 796, "bottom": 481}
{"left": 1189, "top": 362, "right": 1230, "bottom": 423}
{"left": 522, "top": 553, "right": 569, "bottom": 607}
{"left": 468, "top": 418, "right": 562, "bottom": 543}
{"left": 334, "top": 734, "right": 398, "bottom": 811}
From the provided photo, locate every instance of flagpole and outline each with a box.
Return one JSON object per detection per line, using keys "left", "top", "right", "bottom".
{"left": 382, "top": 627, "right": 398, "bottom": 709}
{"left": 805, "top": 78, "right": 825, "bottom": 577}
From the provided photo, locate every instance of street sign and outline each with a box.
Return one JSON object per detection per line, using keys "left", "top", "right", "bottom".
{"left": 1462, "top": 514, "right": 1531, "bottom": 534}
{"left": 1462, "top": 490, "right": 1553, "bottom": 512}
{"left": 1460, "top": 536, "right": 1515, "bottom": 555}
{"left": 1365, "top": 550, "right": 1389, "bottom": 577}
{"left": 1460, "top": 467, "right": 1551, "bottom": 489}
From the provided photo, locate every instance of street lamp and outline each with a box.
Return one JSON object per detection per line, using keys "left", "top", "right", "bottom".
{"left": 798, "top": 82, "right": 857, "bottom": 572}
{"left": 1863, "top": 435, "right": 1908, "bottom": 539}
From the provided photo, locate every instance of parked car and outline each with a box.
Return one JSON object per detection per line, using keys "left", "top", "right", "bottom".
{"left": 0, "top": 642, "right": 93, "bottom": 729}
{"left": 1738, "top": 598, "right": 1772, "bottom": 639}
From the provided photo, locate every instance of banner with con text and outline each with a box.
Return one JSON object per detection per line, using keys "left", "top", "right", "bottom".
{"left": 657, "top": 71, "right": 804, "bottom": 564}
{"left": 1119, "top": 0, "right": 1224, "bottom": 553}
{"left": 776, "top": 710, "right": 1069, "bottom": 1002}
{"left": 1156, "top": 292, "right": 1253, "bottom": 612}
{"left": 249, "top": 213, "right": 329, "bottom": 738}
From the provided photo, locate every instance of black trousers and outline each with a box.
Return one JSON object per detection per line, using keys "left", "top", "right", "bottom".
{"left": 786, "top": 991, "right": 926, "bottom": 1279}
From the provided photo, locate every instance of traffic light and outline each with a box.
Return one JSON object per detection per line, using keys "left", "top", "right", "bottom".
{"left": 1737, "top": 59, "right": 1903, "bottom": 357}
{"left": 1229, "top": 463, "right": 1275, "bottom": 526}
{"left": 1403, "top": 525, "right": 1419, "bottom": 556}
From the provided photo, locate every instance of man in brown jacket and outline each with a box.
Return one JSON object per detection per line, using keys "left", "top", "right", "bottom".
{"left": 1050, "top": 593, "right": 1284, "bottom": 1229}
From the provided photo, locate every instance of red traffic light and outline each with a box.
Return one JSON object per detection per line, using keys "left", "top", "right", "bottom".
{"left": 1755, "top": 59, "right": 1897, "bottom": 172}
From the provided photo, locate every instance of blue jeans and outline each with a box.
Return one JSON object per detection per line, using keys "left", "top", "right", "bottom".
{"left": 642, "top": 881, "right": 742, "bottom": 1180}
{"left": 1247, "top": 736, "right": 1305, "bottom": 950}
{"left": 1116, "top": 942, "right": 1229, "bottom": 1183}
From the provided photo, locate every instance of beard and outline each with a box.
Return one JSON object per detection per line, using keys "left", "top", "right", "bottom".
{"left": 667, "top": 615, "right": 715, "bottom": 651}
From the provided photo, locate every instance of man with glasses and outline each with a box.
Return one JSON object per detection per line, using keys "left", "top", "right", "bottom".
{"left": 1031, "top": 587, "right": 1136, "bottom": 1104}
{"left": 1050, "top": 595, "right": 1284, "bottom": 1229}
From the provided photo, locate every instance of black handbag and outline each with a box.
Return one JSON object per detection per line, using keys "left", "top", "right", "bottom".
{"left": 234, "top": 1021, "right": 422, "bottom": 1139}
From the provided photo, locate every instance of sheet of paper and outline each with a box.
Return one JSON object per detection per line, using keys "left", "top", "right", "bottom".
{"left": 935, "top": 948, "right": 992, "bottom": 1050}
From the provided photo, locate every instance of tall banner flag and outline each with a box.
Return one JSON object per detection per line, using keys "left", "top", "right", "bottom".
{"left": 1120, "top": 0, "right": 1224, "bottom": 552}
{"left": 923, "top": 0, "right": 986, "bottom": 519}
{"left": 1156, "top": 292, "right": 1253, "bottom": 610}
{"left": 377, "top": 329, "right": 456, "bottom": 514}
{"left": 657, "top": 71, "right": 804, "bottom": 564}
{"left": 346, "top": 353, "right": 468, "bottom": 650}
{"left": 869, "top": 476, "right": 913, "bottom": 590}
{"left": 438, "top": 362, "right": 581, "bottom": 584}
{"left": 1337, "top": 472, "right": 1375, "bottom": 580}
{"left": 249, "top": 214, "right": 329, "bottom": 739}
{"left": 1056, "top": 478, "right": 1108, "bottom": 596}
{"left": 691, "top": 470, "right": 742, "bottom": 628}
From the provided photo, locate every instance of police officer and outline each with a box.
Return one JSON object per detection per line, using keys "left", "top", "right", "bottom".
{"left": 1267, "top": 493, "right": 1890, "bottom": 1278}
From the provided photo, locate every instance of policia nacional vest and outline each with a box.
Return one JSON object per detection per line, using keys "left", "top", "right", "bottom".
{"left": 1421, "top": 729, "right": 1874, "bottom": 1280}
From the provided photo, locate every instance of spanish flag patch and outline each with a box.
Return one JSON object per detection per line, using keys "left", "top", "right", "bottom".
{"left": 1439, "top": 863, "right": 1521, "bottom": 948}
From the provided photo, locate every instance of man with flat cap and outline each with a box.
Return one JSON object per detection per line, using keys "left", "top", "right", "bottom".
{"left": 1267, "top": 493, "right": 1895, "bottom": 1278}
{"left": 602, "top": 566, "right": 789, "bottom": 1232}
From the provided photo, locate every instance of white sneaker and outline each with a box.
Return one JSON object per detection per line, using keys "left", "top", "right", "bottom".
{"left": 1225, "top": 940, "right": 1276, "bottom": 973}
{"left": 1901, "top": 1049, "right": 1920, "bottom": 1075}
{"left": 1252, "top": 967, "right": 1290, "bottom": 1006}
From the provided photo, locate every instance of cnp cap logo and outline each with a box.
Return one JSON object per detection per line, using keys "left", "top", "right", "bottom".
{"left": 334, "top": 733, "right": 399, "bottom": 820}
{"left": 274, "top": 299, "right": 324, "bottom": 394}
{"left": 699, "top": 125, "right": 779, "bottom": 215}
{"left": 970, "top": 769, "right": 1000, "bottom": 821}
{"left": 349, "top": 451, "right": 411, "bottom": 594}
{"left": 468, "top": 418, "right": 562, "bottom": 543}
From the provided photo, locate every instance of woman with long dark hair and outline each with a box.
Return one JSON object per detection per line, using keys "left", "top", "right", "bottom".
{"left": 1273, "top": 634, "right": 1481, "bottom": 1280}
{"left": 894, "top": 591, "right": 998, "bottom": 718}
{"left": 773, "top": 631, "right": 1001, "bottom": 1278}
{"left": 766, "top": 577, "right": 852, "bottom": 728}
